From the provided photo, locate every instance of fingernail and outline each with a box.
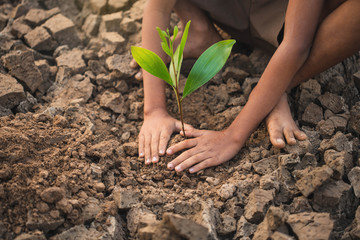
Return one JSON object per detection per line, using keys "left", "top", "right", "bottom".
{"left": 159, "top": 149, "right": 164, "bottom": 155}
{"left": 175, "top": 165, "right": 182, "bottom": 172}
{"left": 146, "top": 159, "right": 151, "bottom": 164}
{"left": 139, "top": 152, "right": 144, "bottom": 157}
{"left": 152, "top": 156, "right": 157, "bottom": 163}
{"left": 189, "top": 168, "right": 194, "bottom": 173}
{"left": 167, "top": 163, "right": 174, "bottom": 169}
{"left": 167, "top": 149, "right": 172, "bottom": 154}
{"left": 276, "top": 138, "right": 284, "bottom": 144}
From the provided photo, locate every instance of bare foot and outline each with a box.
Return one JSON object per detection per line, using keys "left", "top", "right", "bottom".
{"left": 265, "top": 93, "right": 307, "bottom": 148}
{"left": 130, "top": 21, "right": 222, "bottom": 80}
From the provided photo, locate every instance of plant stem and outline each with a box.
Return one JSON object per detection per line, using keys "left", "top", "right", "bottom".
{"left": 175, "top": 89, "right": 186, "bottom": 138}
{"left": 170, "top": 55, "right": 186, "bottom": 138}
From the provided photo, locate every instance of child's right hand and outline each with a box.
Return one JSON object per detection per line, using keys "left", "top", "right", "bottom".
{"left": 138, "top": 109, "right": 193, "bottom": 165}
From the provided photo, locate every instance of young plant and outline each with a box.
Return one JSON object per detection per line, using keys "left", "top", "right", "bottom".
{"left": 131, "top": 21, "right": 235, "bottom": 137}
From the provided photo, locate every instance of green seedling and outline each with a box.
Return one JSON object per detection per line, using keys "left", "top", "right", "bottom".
{"left": 131, "top": 21, "right": 235, "bottom": 137}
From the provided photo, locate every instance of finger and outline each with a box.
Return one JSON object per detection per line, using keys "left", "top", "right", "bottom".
{"left": 151, "top": 133, "right": 160, "bottom": 163}
{"left": 144, "top": 134, "right": 152, "bottom": 165}
{"left": 188, "top": 158, "right": 215, "bottom": 173}
{"left": 135, "top": 70, "right": 142, "bottom": 81}
{"left": 174, "top": 151, "right": 209, "bottom": 172}
{"left": 167, "top": 146, "right": 202, "bottom": 171}
{"left": 181, "top": 128, "right": 203, "bottom": 138}
{"left": 158, "top": 130, "right": 171, "bottom": 156}
{"left": 294, "top": 129, "right": 307, "bottom": 141}
{"left": 130, "top": 59, "right": 138, "bottom": 69}
{"left": 138, "top": 134, "right": 145, "bottom": 158}
{"left": 166, "top": 138, "right": 197, "bottom": 155}
{"left": 283, "top": 127, "right": 296, "bottom": 145}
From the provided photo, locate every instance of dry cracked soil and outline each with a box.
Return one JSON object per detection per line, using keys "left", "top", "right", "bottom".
{"left": 1, "top": 0, "right": 360, "bottom": 239}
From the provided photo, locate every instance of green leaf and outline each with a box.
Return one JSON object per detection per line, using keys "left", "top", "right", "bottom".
{"left": 182, "top": 39, "right": 235, "bottom": 99}
{"left": 176, "top": 21, "right": 190, "bottom": 71}
{"left": 156, "top": 27, "right": 167, "bottom": 45}
{"left": 161, "top": 42, "right": 171, "bottom": 57}
{"left": 173, "top": 25, "right": 179, "bottom": 41}
{"left": 131, "top": 46, "right": 173, "bottom": 86}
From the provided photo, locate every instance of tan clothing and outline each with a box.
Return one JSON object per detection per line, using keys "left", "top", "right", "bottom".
{"left": 188, "top": 0, "right": 288, "bottom": 52}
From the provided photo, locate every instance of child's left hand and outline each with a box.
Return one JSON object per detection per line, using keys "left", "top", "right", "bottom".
{"left": 166, "top": 128, "right": 243, "bottom": 173}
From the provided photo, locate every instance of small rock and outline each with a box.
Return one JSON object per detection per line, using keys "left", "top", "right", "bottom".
{"left": 120, "top": 17, "right": 139, "bottom": 34}
{"left": 234, "top": 216, "right": 257, "bottom": 240}
{"left": 113, "top": 188, "right": 141, "bottom": 210}
{"left": 56, "top": 198, "right": 73, "bottom": 214}
{"left": 94, "top": 182, "right": 106, "bottom": 192}
{"left": 244, "top": 189, "right": 274, "bottom": 224}
{"left": 301, "top": 102, "right": 323, "bottom": 126}
{"left": 222, "top": 66, "right": 249, "bottom": 83}
{"left": 163, "top": 212, "right": 209, "bottom": 240}
{"left": 313, "top": 180, "right": 354, "bottom": 216}
{"left": 127, "top": 205, "right": 157, "bottom": 237}
{"left": 350, "top": 101, "right": 360, "bottom": 135}
{"left": 252, "top": 155, "right": 279, "bottom": 175}
{"left": 318, "top": 92, "right": 345, "bottom": 114}
{"left": 0, "top": 73, "right": 26, "bottom": 109}
{"left": 348, "top": 167, "right": 360, "bottom": 198}
{"left": 252, "top": 206, "right": 287, "bottom": 240}
{"left": 82, "top": 14, "right": 101, "bottom": 37}
{"left": 324, "top": 149, "right": 353, "bottom": 179}
{"left": 287, "top": 212, "right": 333, "bottom": 240}
{"left": 288, "top": 196, "right": 312, "bottom": 214}
{"left": 82, "top": 197, "right": 101, "bottom": 222}
{"left": 43, "top": 14, "right": 81, "bottom": 48}
{"left": 26, "top": 211, "right": 64, "bottom": 233}
{"left": 14, "top": 232, "right": 46, "bottom": 240}
{"left": 89, "top": 0, "right": 107, "bottom": 14}
{"left": 218, "top": 214, "right": 236, "bottom": 235}
{"left": 259, "top": 173, "right": 280, "bottom": 191}
{"left": 278, "top": 153, "right": 300, "bottom": 170}
{"left": 123, "top": 142, "right": 137, "bottom": 156}
{"left": 40, "top": 187, "right": 65, "bottom": 203}
{"left": 100, "top": 31, "right": 126, "bottom": 49}
{"left": 100, "top": 11, "right": 123, "bottom": 32}
{"left": 51, "top": 225, "right": 102, "bottom": 240}
{"left": 105, "top": 54, "right": 137, "bottom": 77}
{"left": 11, "top": 17, "right": 32, "bottom": 38}
{"left": 24, "top": 7, "right": 60, "bottom": 26}
{"left": 108, "top": 0, "right": 130, "bottom": 11}
{"left": 55, "top": 48, "right": 86, "bottom": 74}
{"left": 217, "top": 183, "right": 236, "bottom": 200}
{"left": 1, "top": 50, "right": 43, "bottom": 93}
{"left": 25, "top": 26, "right": 58, "bottom": 52}
{"left": 295, "top": 165, "right": 333, "bottom": 197}
{"left": 319, "top": 131, "right": 352, "bottom": 153}
{"left": 298, "top": 79, "right": 321, "bottom": 112}
{"left": 99, "top": 90, "right": 127, "bottom": 114}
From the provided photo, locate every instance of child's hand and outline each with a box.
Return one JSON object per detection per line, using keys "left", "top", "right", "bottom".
{"left": 138, "top": 109, "right": 193, "bottom": 165}
{"left": 166, "top": 128, "right": 243, "bottom": 173}
{"left": 130, "top": 59, "right": 143, "bottom": 81}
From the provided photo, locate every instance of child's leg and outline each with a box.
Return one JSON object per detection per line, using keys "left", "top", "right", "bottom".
{"left": 131, "top": 0, "right": 222, "bottom": 79}
{"left": 173, "top": 0, "right": 222, "bottom": 59}
{"left": 266, "top": 0, "right": 360, "bottom": 148}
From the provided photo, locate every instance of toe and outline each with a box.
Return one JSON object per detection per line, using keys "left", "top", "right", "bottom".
{"left": 284, "top": 127, "right": 296, "bottom": 145}
{"left": 268, "top": 127, "right": 286, "bottom": 148}
{"left": 294, "top": 129, "right": 307, "bottom": 141}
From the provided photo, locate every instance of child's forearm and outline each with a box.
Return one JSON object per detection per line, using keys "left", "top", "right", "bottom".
{"left": 142, "top": 0, "right": 176, "bottom": 115}
{"left": 227, "top": 43, "right": 310, "bottom": 144}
